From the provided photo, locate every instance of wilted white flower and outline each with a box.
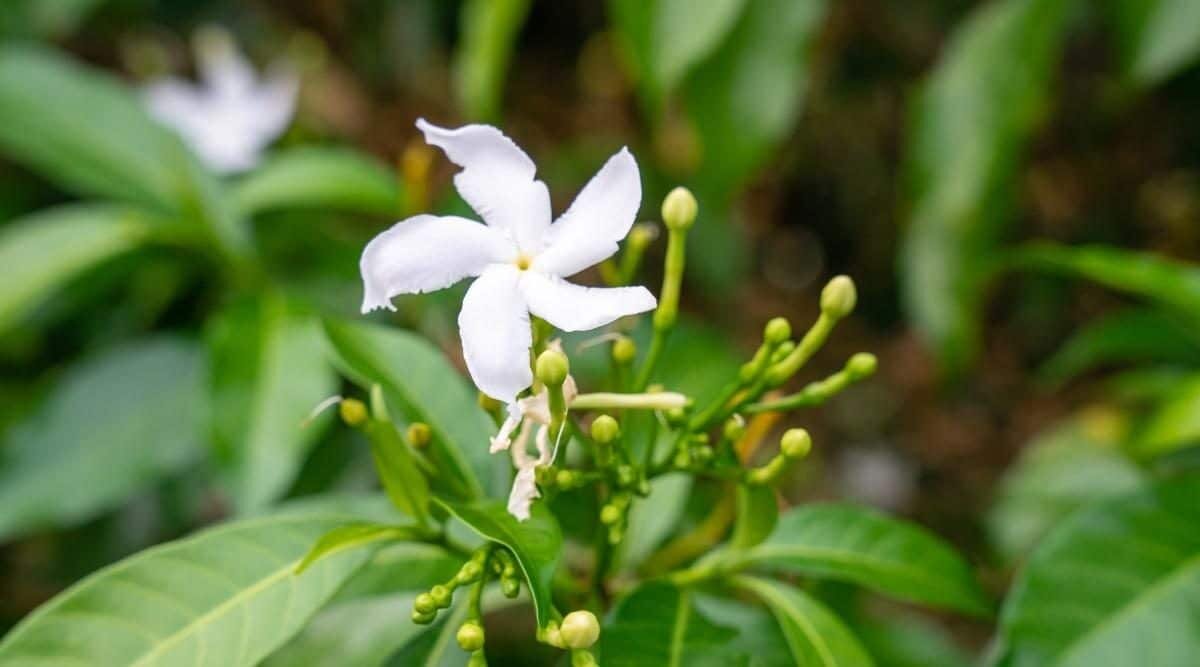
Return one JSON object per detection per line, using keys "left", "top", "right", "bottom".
{"left": 361, "top": 120, "right": 656, "bottom": 404}
{"left": 144, "top": 27, "right": 297, "bottom": 173}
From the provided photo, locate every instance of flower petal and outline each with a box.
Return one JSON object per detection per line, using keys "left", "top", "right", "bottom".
{"left": 520, "top": 272, "right": 656, "bottom": 332}
{"left": 360, "top": 214, "right": 514, "bottom": 313}
{"left": 459, "top": 264, "right": 533, "bottom": 403}
{"left": 247, "top": 66, "right": 298, "bottom": 141}
{"left": 416, "top": 119, "right": 551, "bottom": 252}
{"left": 506, "top": 465, "right": 540, "bottom": 521}
{"left": 534, "top": 147, "right": 641, "bottom": 277}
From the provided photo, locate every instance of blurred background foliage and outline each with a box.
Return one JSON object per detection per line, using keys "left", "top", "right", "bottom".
{"left": 2, "top": 0, "right": 1200, "bottom": 661}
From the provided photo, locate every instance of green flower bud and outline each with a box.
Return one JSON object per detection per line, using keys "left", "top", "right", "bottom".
{"left": 666, "top": 406, "right": 687, "bottom": 425}
{"left": 662, "top": 187, "right": 698, "bottom": 231}
{"left": 673, "top": 448, "right": 692, "bottom": 469}
{"left": 430, "top": 584, "right": 452, "bottom": 608}
{"left": 457, "top": 621, "right": 486, "bottom": 652}
{"left": 535, "top": 465, "right": 557, "bottom": 487}
{"left": 607, "top": 524, "right": 624, "bottom": 544}
{"left": 556, "top": 469, "right": 579, "bottom": 489}
{"left": 628, "top": 223, "right": 657, "bottom": 249}
{"left": 820, "top": 275, "right": 857, "bottom": 319}
{"left": 764, "top": 317, "right": 792, "bottom": 345}
{"left": 535, "top": 349, "right": 570, "bottom": 386}
{"left": 457, "top": 560, "right": 482, "bottom": 584}
{"left": 468, "top": 651, "right": 488, "bottom": 667}
{"left": 771, "top": 341, "right": 796, "bottom": 363}
{"left": 413, "top": 592, "right": 437, "bottom": 615}
{"left": 572, "top": 650, "right": 598, "bottom": 667}
{"left": 412, "top": 608, "right": 436, "bottom": 625}
{"left": 781, "top": 428, "right": 812, "bottom": 459}
{"left": 560, "top": 611, "right": 601, "bottom": 649}
{"left": 616, "top": 465, "right": 637, "bottom": 487}
{"left": 600, "top": 503, "right": 622, "bottom": 525}
{"left": 406, "top": 422, "right": 431, "bottom": 448}
{"left": 723, "top": 415, "right": 746, "bottom": 442}
{"left": 693, "top": 445, "right": 714, "bottom": 464}
{"left": 501, "top": 576, "right": 521, "bottom": 598}
{"left": 612, "top": 336, "right": 637, "bottom": 365}
{"left": 846, "top": 352, "right": 878, "bottom": 379}
{"left": 338, "top": 398, "right": 368, "bottom": 427}
{"left": 538, "top": 621, "right": 564, "bottom": 648}
{"left": 590, "top": 414, "right": 620, "bottom": 443}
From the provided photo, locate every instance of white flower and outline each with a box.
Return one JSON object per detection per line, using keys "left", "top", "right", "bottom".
{"left": 143, "top": 28, "right": 297, "bottom": 173}
{"left": 360, "top": 120, "right": 657, "bottom": 404}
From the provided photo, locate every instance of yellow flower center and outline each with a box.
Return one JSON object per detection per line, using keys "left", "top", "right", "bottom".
{"left": 515, "top": 254, "right": 533, "bottom": 271}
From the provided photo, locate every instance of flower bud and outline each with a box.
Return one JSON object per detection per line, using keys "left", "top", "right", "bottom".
{"left": 661, "top": 186, "right": 698, "bottom": 231}
{"left": 338, "top": 398, "right": 368, "bottom": 427}
{"left": 430, "top": 584, "right": 452, "bottom": 608}
{"left": 693, "top": 445, "right": 714, "bottom": 464}
{"left": 538, "top": 621, "right": 564, "bottom": 647}
{"left": 468, "top": 652, "right": 488, "bottom": 667}
{"left": 846, "top": 352, "right": 878, "bottom": 380}
{"left": 764, "top": 317, "right": 792, "bottom": 345}
{"left": 413, "top": 592, "right": 437, "bottom": 615}
{"left": 611, "top": 336, "right": 637, "bottom": 365}
{"left": 781, "top": 428, "right": 812, "bottom": 459}
{"left": 572, "top": 650, "right": 598, "bottom": 667}
{"left": 616, "top": 465, "right": 637, "bottom": 487}
{"left": 556, "top": 469, "right": 579, "bottom": 489}
{"left": 535, "top": 348, "right": 570, "bottom": 386}
{"left": 600, "top": 503, "right": 622, "bottom": 525}
{"left": 406, "top": 422, "right": 431, "bottom": 448}
{"left": 771, "top": 341, "right": 796, "bottom": 363}
{"left": 560, "top": 611, "right": 601, "bottom": 649}
{"left": 457, "top": 621, "right": 486, "bottom": 651}
{"left": 723, "top": 415, "right": 746, "bottom": 442}
{"left": 501, "top": 576, "right": 521, "bottom": 598}
{"left": 590, "top": 415, "right": 620, "bottom": 443}
{"left": 535, "top": 465, "right": 557, "bottom": 487}
{"left": 457, "top": 560, "right": 482, "bottom": 584}
{"left": 820, "top": 275, "right": 857, "bottom": 319}
{"left": 628, "top": 223, "right": 658, "bottom": 250}
{"left": 412, "top": 608, "right": 436, "bottom": 625}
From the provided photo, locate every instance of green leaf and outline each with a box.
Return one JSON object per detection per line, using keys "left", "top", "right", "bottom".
{"left": 609, "top": 0, "right": 747, "bottom": 114}
{"left": 235, "top": 147, "right": 403, "bottom": 217}
{"left": 1105, "top": 0, "right": 1200, "bottom": 86}
{"left": 208, "top": 298, "right": 337, "bottom": 513}
{"left": 899, "top": 0, "right": 1073, "bottom": 372}
{"left": 0, "top": 508, "right": 379, "bottom": 666}
{"left": 296, "top": 522, "right": 423, "bottom": 574}
{"left": 1038, "top": 307, "right": 1200, "bottom": 387}
{"left": 268, "top": 592, "right": 432, "bottom": 667}
{"left": 0, "top": 336, "right": 206, "bottom": 541}
{"left": 1135, "top": 373, "right": 1200, "bottom": 459}
{"left": 734, "top": 503, "right": 990, "bottom": 616}
{"left": 735, "top": 576, "right": 874, "bottom": 667}
{"left": 691, "top": 594, "right": 793, "bottom": 667}
{"left": 1013, "top": 242, "right": 1200, "bottom": 322}
{"left": 987, "top": 413, "right": 1146, "bottom": 561}
{"left": 434, "top": 497, "right": 561, "bottom": 628}
{"left": 600, "top": 581, "right": 747, "bottom": 666}
{"left": 0, "top": 203, "right": 150, "bottom": 333}
{"left": 454, "top": 0, "right": 532, "bottom": 121}
{"left": 620, "top": 472, "right": 691, "bottom": 570}
{"left": 332, "top": 543, "right": 463, "bottom": 602}
{"left": 855, "top": 613, "right": 973, "bottom": 667}
{"left": 731, "top": 484, "right": 778, "bottom": 549}
{"left": 385, "top": 599, "right": 470, "bottom": 667}
{"left": 323, "top": 319, "right": 494, "bottom": 498}
{"left": 1, "top": 0, "right": 107, "bottom": 38}
{"left": 998, "top": 476, "right": 1200, "bottom": 667}
{"left": 365, "top": 418, "right": 431, "bottom": 523}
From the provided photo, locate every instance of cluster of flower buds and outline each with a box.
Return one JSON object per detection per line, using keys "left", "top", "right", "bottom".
{"left": 537, "top": 610, "right": 601, "bottom": 666}
{"left": 411, "top": 548, "right": 490, "bottom": 626}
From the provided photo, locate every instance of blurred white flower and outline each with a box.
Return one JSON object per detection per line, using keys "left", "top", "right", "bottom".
{"left": 143, "top": 28, "right": 297, "bottom": 173}
{"left": 361, "top": 119, "right": 656, "bottom": 404}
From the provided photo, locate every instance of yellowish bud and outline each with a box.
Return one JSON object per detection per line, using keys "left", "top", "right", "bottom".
{"left": 590, "top": 414, "right": 620, "bottom": 443}
{"left": 560, "top": 610, "right": 601, "bottom": 649}
{"left": 661, "top": 186, "right": 698, "bottom": 231}
{"left": 535, "top": 349, "right": 570, "bottom": 387}
{"left": 338, "top": 399, "right": 368, "bottom": 427}
{"left": 820, "top": 275, "right": 857, "bottom": 319}
{"left": 406, "top": 422, "right": 431, "bottom": 448}
{"left": 846, "top": 352, "right": 878, "bottom": 379}
{"left": 781, "top": 428, "right": 812, "bottom": 459}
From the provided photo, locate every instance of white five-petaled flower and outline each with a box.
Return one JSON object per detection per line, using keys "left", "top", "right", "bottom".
{"left": 360, "top": 120, "right": 657, "bottom": 405}
{"left": 143, "top": 28, "right": 297, "bottom": 173}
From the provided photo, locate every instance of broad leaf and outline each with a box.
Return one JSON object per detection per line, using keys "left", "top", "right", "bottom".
{"left": 987, "top": 413, "right": 1145, "bottom": 561}
{"left": 1038, "top": 307, "right": 1200, "bottom": 387}
{"left": 735, "top": 576, "right": 874, "bottom": 667}
{"left": 1135, "top": 373, "right": 1200, "bottom": 460}
{"left": 435, "top": 497, "right": 561, "bottom": 628}
{"left": 364, "top": 418, "right": 431, "bottom": 523}
{"left": 620, "top": 472, "right": 691, "bottom": 570}
{"left": 268, "top": 593, "right": 432, "bottom": 667}
{"left": 1105, "top": 0, "right": 1200, "bottom": 86}
{"left": 692, "top": 594, "right": 793, "bottom": 667}
{"left": 454, "top": 0, "right": 532, "bottom": 121}
{"left": 0, "top": 337, "right": 206, "bottom": 541}
{"left": 600, "top": 581, "right": 746, "bottom": 666}
{"left": 0, "top": 508, "right": 379, "bottom": 666}
{"left": 208, "top": 298, "right": 337, "bottom": 513}
{"left": 900, "top": 0, "right": 1073, "bottom": 372}
{"left": 855, "top": 613, "right": 973, "bottom": 667}
{"left": 730, "top": 484, "right": 778, "bottom": 549}
{"left": 1, "top": 0, "right": 107, "bottom": 38}
{"left": 998, "top": 477, "right": 1200, "bottom": 666}
{"left": 323, "top": 319, "right": 494, "bottom": 498}
{"left": 235, "top": 147, "right": 403, "bottom": 217}
{"left": 609, "top": 0, "right": 747, "bottom": 115}
{"left": 385, "top": 600, "right": 469, "bottom": 667}
{"left": 0, "top": 203, "right": 150, "bottom": 333}
{"left": 332, "top": 543, "right": 463, "bottom": 602}
{"left": 734, "top": 503, "right": 990, "bottom": 615}
{"left": 296, "top": 522, "right": 424, "bottom": 573}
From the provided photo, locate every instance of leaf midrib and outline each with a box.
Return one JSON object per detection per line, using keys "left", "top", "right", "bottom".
{"left": 738, "top": 577, "right": 837, "bottom": 666}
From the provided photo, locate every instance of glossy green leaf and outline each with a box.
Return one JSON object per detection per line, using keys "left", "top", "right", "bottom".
{"left": 365, "top": 418, "right": 431, "bottom": 523}
{"left": 609, "top": 0, "right": 746, "bottom": 114}
{"left": 235, "top": 147, "right": 403, "bottom": 217}
{"left": 998, "top": 477, "right": 1200, "bottom": 667}
{"left": 332, "top": 543, "right": 463, "bottom": 602}
{"left": 435, "top": 497, "right": 561, "bottom": 628}
{"left": 988, "top": 414, "right": 1146, "bottom": 561}
{"left": 0, "top": 337, "right": 206, "bottom": 541}
{"left": 1038, "top": 307, "right": 1200, "bottom": 387}
{"left": 296, "top": 522, "right": 423, "bottom": 574}
{"left": 268, "top": 592, "right": 432, "bottom": 667}
{"left": 1105, "top": 0, "right": 1200, "bottom": 86}
{"left": 0, "top": 509, "right": 379, "bottom": 666}
{"left": 600, "top": 581, "right": 747, "bottom": 666}
{"left": 731, "top": 484, "right": 778, "bottom": 549}
{"left": 735, "top": 503, "right": 990, "bottom": 616}
{"left": 900, "top": 0, "right": 1073, "bottom": 372}
{"left": 0, "top": 203, "right": 150, "bottom": 333}
{"left": 209, "top": 298, "right": 337, "bottom": 513}
{"left": 455, "top": 0, "right": 532, "bottom": 121}
{"left": 1135, "top": 373, "right": 1200, "bottom": 459}
{"left": 855, "top": 614, "right": 972, "bottom": 667}
{"left": 691, "top": 594, "right": 793, "bottom": 667}
{"left": 323, "top": 319, "right": 494, "bottom": 498}
{"left": 735, "top": 576, "right": 874, "bottom": 667}
{"left": 1015, "top": 242, "right": 1200, "bottom": 321}
{"left": 621, "top": 472, "right": 691, "bottom": 570}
